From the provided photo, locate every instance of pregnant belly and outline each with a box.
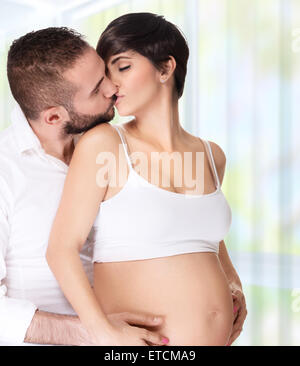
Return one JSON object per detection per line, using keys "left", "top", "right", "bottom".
{"left": 93, "top": 252, "right": 234, "bottom": 346}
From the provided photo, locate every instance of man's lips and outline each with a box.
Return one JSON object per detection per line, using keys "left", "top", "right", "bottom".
{"left": 116, "top": 96, "right": 124, "bottom": 105}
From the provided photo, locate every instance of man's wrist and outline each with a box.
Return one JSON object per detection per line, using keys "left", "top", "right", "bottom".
{"left": 64, "top": 313, "right": 114, "bottom": 346}
{"left": 24, "top": 309, "right": 80, "bottom": 345}
{"left": 24, "top": 309, "right": 115, "bottom": 346}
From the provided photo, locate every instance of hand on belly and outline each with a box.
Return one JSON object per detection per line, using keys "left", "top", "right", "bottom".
{"left": 94, "top": 252, "right": 234, "bottom": 346}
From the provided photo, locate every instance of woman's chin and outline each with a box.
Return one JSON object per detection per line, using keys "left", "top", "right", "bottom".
{"left": 116, "top": 107, "right": 133, "bottom": 117}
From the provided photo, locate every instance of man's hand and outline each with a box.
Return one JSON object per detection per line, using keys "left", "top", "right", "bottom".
{"left": 226, "top": 281, "right": 247, "bottom": 346}
{"left": 87, "top": 312, "right": 169, "bottom": 346}
{"left": 25, "top": 310, "right": 169, "bottom": 346}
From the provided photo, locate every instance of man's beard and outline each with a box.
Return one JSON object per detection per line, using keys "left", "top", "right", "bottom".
{"left": 63, "top": 98, "right": 116, "bottom": 136}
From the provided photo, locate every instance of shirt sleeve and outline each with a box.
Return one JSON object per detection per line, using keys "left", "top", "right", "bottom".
{"left": 0, "top": 177, "right": 37, "bottom": 344}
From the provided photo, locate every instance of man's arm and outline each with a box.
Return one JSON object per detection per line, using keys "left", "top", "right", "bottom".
{"left": 24, "top": 310, "right": 91, "bottom": 346}
{"left": 24, "top": 310, "right": 167, "bottom": 346}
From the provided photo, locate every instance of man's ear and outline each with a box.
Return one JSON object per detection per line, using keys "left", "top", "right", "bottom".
{"left": 160, "top": 55, "right": 177, "bottom": 82}
{"left": 42, "top": 106, "right": 69, "bottom": 126}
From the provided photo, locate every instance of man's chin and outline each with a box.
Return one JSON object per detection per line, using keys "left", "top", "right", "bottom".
{"left": 86, "top": 114, "right": 114, "bottom": 131}
{"left": 63, "top": 106, "right": 116, "bottom": 135}
{"left": 108, "top": 106, "right": 115, "bottom": 119}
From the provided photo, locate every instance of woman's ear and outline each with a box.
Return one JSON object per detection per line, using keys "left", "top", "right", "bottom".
{"left": 160, "top": 55, "right": 177, "bottom": 83}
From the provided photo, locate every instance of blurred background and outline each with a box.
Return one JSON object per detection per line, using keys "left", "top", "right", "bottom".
{"left": 0, "top": 0, "right": 299, "bottom": 346}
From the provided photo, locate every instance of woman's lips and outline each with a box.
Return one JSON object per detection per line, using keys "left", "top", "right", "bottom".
{"left": 116, "top": 96, "right": 124, "bottom": 105}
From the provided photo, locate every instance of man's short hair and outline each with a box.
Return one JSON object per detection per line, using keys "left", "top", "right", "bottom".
{"left": 7, "top": 27, "right": 89, "bottom": 120}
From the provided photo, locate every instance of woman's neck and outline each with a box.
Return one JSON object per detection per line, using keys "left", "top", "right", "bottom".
{"left": 132, "top": 94, "right": 185, "bottom": 152}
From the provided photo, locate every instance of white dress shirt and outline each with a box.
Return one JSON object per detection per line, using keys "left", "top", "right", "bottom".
{"left": 0, "top": 104, "right": 94, "bottom": 345}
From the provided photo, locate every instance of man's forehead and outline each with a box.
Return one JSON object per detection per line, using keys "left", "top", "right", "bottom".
{"left": 71, "top": 47, "right": 103, "bottom": 69}
{"left": 63, "top": 47, "right": 105, "bottom": 84}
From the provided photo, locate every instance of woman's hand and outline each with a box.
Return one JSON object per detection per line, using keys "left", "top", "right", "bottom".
{"left": 226, "top": 281, "right": 247, "bottom": 346}
{"left": 90, "top": 312, "right": 169, "bottom": 346}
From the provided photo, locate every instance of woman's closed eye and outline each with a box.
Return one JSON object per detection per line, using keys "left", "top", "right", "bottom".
{"left": 119, "top": 65, "right": 131, "bottom": 72}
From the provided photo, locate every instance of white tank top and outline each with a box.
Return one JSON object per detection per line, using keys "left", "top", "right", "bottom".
{"left": 92, "top": 124, "right": 232, "bottom": 263}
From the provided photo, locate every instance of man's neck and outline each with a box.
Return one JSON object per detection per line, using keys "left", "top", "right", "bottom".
{"left": 28, "top": 119, "right": 75, "bottom": 166}
{"left": 42, "top": 138, "right": 75, "bottom": 166}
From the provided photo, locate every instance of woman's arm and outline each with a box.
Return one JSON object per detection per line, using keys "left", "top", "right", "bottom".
{"left": 46, "top": 123, "right": 114, "bottom": 341}
{"left": 218, "top": 240, "right": 242, "bottom": 288}
{"left": 209, "top": 141, "right": 247, "bottom": 345}
{"left": 218, "top": 240, "right": 247, "bottom": 346}
{"left": 46, "top": 123, "right": 168, "bottom": 346}
{"left": 208, "top": 141, "right": 241, "bottom": 285}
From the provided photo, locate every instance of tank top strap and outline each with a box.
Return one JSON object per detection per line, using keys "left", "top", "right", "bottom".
{"left": 111, "top": 124, "right": 133, "bottom": 170}
{"left": 202, "top": 139, "right": 220, "bottom": 190}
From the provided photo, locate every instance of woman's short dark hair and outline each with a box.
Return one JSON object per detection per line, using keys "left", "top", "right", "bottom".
{"left": 96, "top": 12, "right": 189, "bottom": 99}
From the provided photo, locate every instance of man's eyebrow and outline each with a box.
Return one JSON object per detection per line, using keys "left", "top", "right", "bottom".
{"left": 91, "top": 76, "right": 104, "bottom": 95}
{"left": 111, "top": 56, "right": 132, "bottom": 65}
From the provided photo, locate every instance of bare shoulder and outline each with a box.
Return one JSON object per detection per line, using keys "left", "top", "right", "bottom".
{"left": 74, "top": 122, "right": 120, "bottom": 157}
{"left": 207, "top": 140, "right": 226, "bottom": 166}
{"left": 182, "top": 131, "right": 227, "bottom": 186}
{"left": 66, "top": 123, "right": 121, "bottom": 192}
{"left": 207, "top": 140, "right": 227, "bottom": 186}
{"left": 185, "top": 131, "right": 227, "bottom": 167}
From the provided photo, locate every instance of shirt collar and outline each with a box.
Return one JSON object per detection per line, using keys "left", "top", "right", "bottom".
{"left": 10, "top": 103, "right": 82, "bottom": 154}
{"left": 11, "top": 104, "right": 43, "bottom": 154}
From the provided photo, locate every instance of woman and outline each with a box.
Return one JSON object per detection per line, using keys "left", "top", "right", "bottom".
{"left": 47, "top": 13, "right": 234, "bottom": 346}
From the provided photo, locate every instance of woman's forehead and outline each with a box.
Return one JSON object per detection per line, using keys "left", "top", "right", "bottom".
{"left": 107, "top": 50, "right": 137, "bottom": 65}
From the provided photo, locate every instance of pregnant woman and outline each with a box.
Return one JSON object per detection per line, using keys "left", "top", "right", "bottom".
{"left": 47, "top": 13, "right": 235, "bottom": 346}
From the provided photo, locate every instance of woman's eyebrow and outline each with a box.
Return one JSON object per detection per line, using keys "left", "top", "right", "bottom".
{"left": 111, "top": 56, "right": 132, "bottom": 65}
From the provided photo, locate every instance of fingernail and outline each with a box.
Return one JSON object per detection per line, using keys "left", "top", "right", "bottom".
{"left": 162, "top": 337, "right": 169, "bottom": 344}
{"left": 153, "top": 317, "right": 161, "bottom": 322}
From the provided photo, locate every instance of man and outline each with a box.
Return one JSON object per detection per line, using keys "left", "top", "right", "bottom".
{"left": 0, "top": 27, "right": 168, "bottom": 346}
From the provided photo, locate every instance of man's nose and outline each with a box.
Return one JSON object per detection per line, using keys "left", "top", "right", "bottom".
{"left": 103, "top": 78, "right": 118, "bottom": 98}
